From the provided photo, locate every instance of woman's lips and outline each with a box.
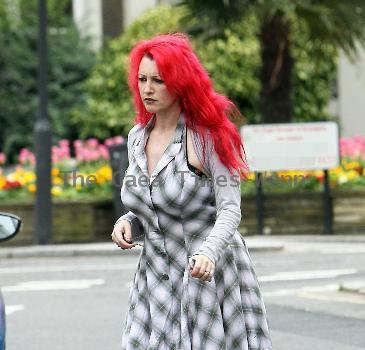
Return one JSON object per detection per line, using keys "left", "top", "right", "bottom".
{"left": 144, "top": 98, "right": 157, "bottom": 104}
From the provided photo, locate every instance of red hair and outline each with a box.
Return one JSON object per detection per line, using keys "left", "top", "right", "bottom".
{"left": 128, "top": 33, "right": 249, "bottom": 179}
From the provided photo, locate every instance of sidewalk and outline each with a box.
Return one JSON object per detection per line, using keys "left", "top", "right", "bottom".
{"left": 2, "top": 234, "right": 365, "bottom": 259}
{"left": 0, "top": 236, "right": 284, "bottom": 259}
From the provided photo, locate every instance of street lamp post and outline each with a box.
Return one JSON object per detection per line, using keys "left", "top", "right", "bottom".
{"left": 34, "top": 0, "right": 52, "bottom": 244}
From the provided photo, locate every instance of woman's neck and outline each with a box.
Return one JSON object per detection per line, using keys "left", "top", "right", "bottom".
{"left": 154, "top": 105, "right": 182, "bottom": 132}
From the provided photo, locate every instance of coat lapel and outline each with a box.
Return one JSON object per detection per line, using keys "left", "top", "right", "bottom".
{"left": 134, "top": 113, "right": 185, "bottom": 186}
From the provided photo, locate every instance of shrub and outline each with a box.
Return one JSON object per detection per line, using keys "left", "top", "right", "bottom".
{"left": 72, "top": 5, "right": 337, "bottom": 138}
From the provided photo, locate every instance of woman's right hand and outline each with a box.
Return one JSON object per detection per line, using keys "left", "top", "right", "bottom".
{"left": 111, "top": 220, "right": 136, "bottom": 249}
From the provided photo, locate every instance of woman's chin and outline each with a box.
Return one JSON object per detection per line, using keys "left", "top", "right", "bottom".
{"left": 144, "top": 105, "right": 158, "bottom": 113}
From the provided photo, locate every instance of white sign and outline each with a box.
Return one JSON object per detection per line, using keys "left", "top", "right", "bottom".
{"left": 240, "top": 122, "right": 340, "bottom": 172}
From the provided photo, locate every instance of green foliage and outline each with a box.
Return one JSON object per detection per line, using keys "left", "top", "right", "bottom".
{"left": 291, "top": 19, "right": 338, "bottom": 122}
{"left": 193, "top": 16, "right": 261, "bottom": 123}
{"left": 181, "top": 0, "right": 365, "bottom": 59}
{"left": 74, "top": 5, "right": 336, "bottom": 137}
{"left": 181, "top": 0, "right": 364, "bottom": 124}
{"left": 71, "top": 6, "right": 184, "bottom": 139}
{"left": 0, "top": 0, "right": 95, "bottom": 161}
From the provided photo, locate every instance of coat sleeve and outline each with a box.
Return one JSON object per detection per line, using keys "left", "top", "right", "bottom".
{"left": 114, "top": 124, "right": 142, "bottom": 226}
{"left": 191, "top": 132, "right": 242, "bottom": 265}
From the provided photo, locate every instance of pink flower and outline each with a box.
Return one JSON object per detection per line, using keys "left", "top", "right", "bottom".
{"left": 113, "top": 136, "right": 124, "bottom": 144}
{"left": 52, "top": 154, "right": 60, "bottom": 164}
{"left": 83, "top": 149, "right": 94, "bottom": 162}
{"left": 29, "top": 153, "right": 36, "bottom": 166}
{"left": 18, "top": 148, "right": 35, "bottom": 166}
{"left": 104, "top": 138, "right": 114, "bottom": 147}
{"left": 73, "top": 140, "right": 83, "bottom": 149}
{"left": 0, "top": 152, "right": 6, "bottom": 165}
{"left": 340, "top": 135, "right": 365, "bottom": 159}
{"left": 87, "top": 138, "right": 99, "bottom": 149}
{"left": 59, "top": 147, "right": 70, "bottom": 159}
{"left": 99, "top": 145, "right": 110, "bottom": 160}
{"left": 104, "top": 136, "right": 124, "bottom": 147}
{"left": 59, "top": 139, "right": 70, "bottom": 148}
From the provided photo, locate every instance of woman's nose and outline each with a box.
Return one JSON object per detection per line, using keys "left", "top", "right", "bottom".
{"left": 144, "top": 80, "right": 153, "bottom": 93}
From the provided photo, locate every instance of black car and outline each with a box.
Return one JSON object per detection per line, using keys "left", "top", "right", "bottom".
{"left": 0, "top": 212, "right": 22, "bottom": 350}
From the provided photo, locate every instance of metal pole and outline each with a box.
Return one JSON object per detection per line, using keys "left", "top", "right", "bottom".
{"left": 255, "top": 172, "right": 265, "bottom": 235}
{"left": 34, "top": 0, "right": 52, "bottom": 244}
{"left": 323, "top": 169, "right": 333, "bottom": 234}
{"left": 108, "top": 144, "right": 129, "bottom": 221}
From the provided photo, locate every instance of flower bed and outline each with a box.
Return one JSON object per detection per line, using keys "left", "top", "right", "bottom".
{"left": 0, "top": 135, "right": 364, "bottom": 201}
{"left": 0, "top": 136, "right": 124, "bottom": 203}
{"left": 242, "top": 135, "right": 365, "bottom": 195}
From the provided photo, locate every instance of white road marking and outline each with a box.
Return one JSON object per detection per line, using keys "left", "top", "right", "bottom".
{"left": 5, "top": 305, "right": 24, "bottom": 315}
{"left": 263, "top": 284, "right": 339, "bottom": 297}
{"left": 2, "top": 279, "right": 105, "bottom": 292}
{"left": 259, "top": 269, "right": 358, "bottom": 282}
{"left": 298, "top": 291, "right": 365, "bottom": 304}
{"left": 264, "top": 284, "right": 365, "bottom": 304}
{"left": 321, "top": 247, "right": 365, "bottom": 254}
{"left": 0, "top": 264, "right": 137, "bottom": 274}
{"left": 285, "top": 244, "right": 365, "bottom": 255}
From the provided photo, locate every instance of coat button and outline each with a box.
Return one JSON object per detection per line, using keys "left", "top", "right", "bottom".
{"left": 162, "top": 274, "right": 169, "bottom": 280}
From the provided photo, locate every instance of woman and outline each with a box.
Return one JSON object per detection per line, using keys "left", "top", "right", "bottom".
{"left": 111, "top": 33, "right": 273, "bottom": 350}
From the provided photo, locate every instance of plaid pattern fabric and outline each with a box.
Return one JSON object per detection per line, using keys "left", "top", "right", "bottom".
{"left": 120, "top": 114, "right": 273, "bottom": 349}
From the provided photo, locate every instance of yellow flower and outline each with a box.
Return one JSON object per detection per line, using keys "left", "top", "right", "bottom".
{"left": 15, "top": 167, "right": 25, "bottom": 175}
{"left": 51, "top": 186, "right": 62, "bottom": 197}
{"left": 23, "top": 171, "right": 36, "bottom": 184}
{"left": 0, "top": 176, "right": 6, "bottom": 189}
{"left": 52, "top": 177, "right": 64, "bottom": 185}
{"left": 337, "top": 170, "right": 359, "bottom": 184}
{"left": 277, "top": 170, "right": 307, "bottom": 178}
{"left": 347, "top": 170, "right": 359, "bottom": 180}
{"left": 28, "top": 184, "right": 36, "bottom": 193}
{"left": 52, "top": 168, "right": 60, "bottom": 177}
{"left": 330, "top": 166, "right": 343, "bottom": 176}
{"left": 96, "top": 166, "right": 112, "bottom": 184}
{"left": 247, "top": 172, "right": 255, "bottom": 181}
{"left": 343, "top": 161, "right": 360, "bottom": 171}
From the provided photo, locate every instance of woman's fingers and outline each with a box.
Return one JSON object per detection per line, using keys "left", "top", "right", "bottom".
{"left": 190, "top": 255, "right": 214, "bottom": 282}
{"left": 123, "top": 223, "right": 133, "bottom": 243}
{"left": 111, "top": 220, "right": 135, "bottom": 249}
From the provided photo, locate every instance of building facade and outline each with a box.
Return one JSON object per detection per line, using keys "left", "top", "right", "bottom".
{"left": 72, "top": 0, "right": 176, "bottom": 50}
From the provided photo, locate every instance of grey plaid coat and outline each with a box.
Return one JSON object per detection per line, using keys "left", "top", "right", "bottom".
{"left": 118, "top": 113, "right": 273, "bottom": 349}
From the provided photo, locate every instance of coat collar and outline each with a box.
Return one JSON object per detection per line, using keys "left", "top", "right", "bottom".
{"left": 134, "top": 112, "right": 185, "bottom": 184}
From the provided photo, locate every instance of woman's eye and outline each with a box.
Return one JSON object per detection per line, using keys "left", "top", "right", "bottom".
{"left": 154, "top": 78, "right": 164, "bottom": 84}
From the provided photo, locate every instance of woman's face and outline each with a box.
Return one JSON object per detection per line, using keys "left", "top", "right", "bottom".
{"left": 138, "top": 55, "right": 179, "bottom": 115}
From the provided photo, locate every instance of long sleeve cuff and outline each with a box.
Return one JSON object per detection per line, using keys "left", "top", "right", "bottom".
{"left": 114, "top": 211, "right": 137, "bottom": 226}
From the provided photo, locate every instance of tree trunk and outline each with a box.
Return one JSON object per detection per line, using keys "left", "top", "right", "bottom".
{"left": 259, "top": 13, "right": 293, "bottom": 123}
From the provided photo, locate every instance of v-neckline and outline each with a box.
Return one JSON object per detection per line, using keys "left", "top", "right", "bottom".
{"left": 143, "top": 113, "right": 184, "bottom": 179}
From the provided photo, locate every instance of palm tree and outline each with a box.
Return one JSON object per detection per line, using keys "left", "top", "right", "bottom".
{"left": 178, "top": 0, "right": 365, "bottom": 123}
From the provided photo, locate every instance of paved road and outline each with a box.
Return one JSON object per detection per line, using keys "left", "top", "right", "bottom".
{"left": 1, "top": 237, "right": 365, "bottom": 350}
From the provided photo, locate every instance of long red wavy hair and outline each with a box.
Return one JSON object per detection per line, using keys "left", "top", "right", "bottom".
{"left": 128, "top": 33, "right": 249, "bottom": 179}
